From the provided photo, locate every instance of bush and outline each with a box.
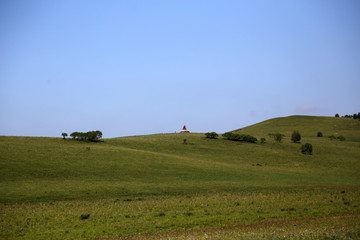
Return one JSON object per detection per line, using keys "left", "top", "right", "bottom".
{"left": 268, "top": 133, "right": 275, "bottom": 138}
{"left": 328, "top": 135, "right": 346, "bottom": 141}
{"left": 205, "top": 132, "right": 218, "bottom": 139}
{"left": 301, "top": 143, "right": 313, "bottom": 155}
{"left": 317, "top": 131, "right": 323, "bottom": 137}
{"left": 80, "top": 214, "right": 90, "bottom": 220}
{"left": 268, "top": 133, "right": 284, "bottom": 142}
{"left": 291, "top": 130, "right": 301, "bottom": 143}
{"left": 222, "top": 132, "right": 257, "bottom": 143}
{"left": 337, "top": 135, "right": 345, "bottom": 141}
{"left": 329, "top": 135, "right": 336, "bottom": 140}
{"left": 222, "top": 132, "right": 234, "bottom": 139}
{"left": 274, "top": 133, "right": 282, "bottom": 142}
{"left": 260, "top": 138, "right": 266, "bottom": 143}
{"left": 335, "top": 113, "right": 339, "bottom": 117}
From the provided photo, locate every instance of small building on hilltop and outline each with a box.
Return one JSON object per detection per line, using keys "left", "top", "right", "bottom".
{"left": 180, "top": 125, "right": 190, "bottom": 133}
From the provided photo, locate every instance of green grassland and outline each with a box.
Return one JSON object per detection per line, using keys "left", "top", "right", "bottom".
{"left": 0, "top": 115, "right": 359, "bottom": 239}
{"left": 233, "top": 115, "right": 360, "bottom": 142}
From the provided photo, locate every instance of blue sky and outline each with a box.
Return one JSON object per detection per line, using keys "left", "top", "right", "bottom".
{"left": 1, "top": 0, "right": 359, "bottom": 138}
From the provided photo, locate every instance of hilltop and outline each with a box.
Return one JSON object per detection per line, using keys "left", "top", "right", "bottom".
{"left": 233, "top": 115, "right": 360, "bottom": 141}
{"left": 0, "top": 115, "right": 359, "bottom": 239}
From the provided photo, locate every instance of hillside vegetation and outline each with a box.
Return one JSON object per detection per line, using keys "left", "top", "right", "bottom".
{"left": 234, "top": 115, "right": 360, "bottom": 141}
{"left": 0, "top": 116, "right": 359, "bottom": 239}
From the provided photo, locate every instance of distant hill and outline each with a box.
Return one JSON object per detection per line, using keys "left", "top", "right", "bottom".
{"left": 1, "top": 115, "right": 359, "bottom": 203}
{"left": 1, "top": 115, "right": 360, "bottom": 239}
{"left": 232, "top": 115, "right": 360, "bottom": 141}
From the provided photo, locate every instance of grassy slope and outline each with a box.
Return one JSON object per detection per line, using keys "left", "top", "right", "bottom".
{"left": 233, "top": 115, "right": 360, "bottom": 141}
{"left": 0, "top": 116, "right": 359, "bottom": 239}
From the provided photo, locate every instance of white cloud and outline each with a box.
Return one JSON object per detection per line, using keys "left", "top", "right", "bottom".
{"left": 296, "top": 104, "right": 317, "bottom": 113}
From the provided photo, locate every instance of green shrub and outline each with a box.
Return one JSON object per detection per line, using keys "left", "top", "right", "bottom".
{"left": 80, "top": 214, "right": 90, "bottom": 220}
{"left": 268, "top": 133, "right": 284, "bottom": 142}
{"left": 329, "top": 135, "right": 336, "bottom": 140}
{"left": 301, "top": 143, "right": 313, "bottom": 155}
{"left": 328, "top": 135, "right": 345, "bottom": 141}
{"left": 291, "top": 130, "right": 301, "bottom": 143}
{"left": 222, "top": 132, "right": 257, "bottom": 143}
{"left": 222, "top": 132, "right": 235, "bottom": 139}
{"left": 317, "top": 131, "right": 323, "bottom": 137}
{"left": 260, "top": 138, "right": 266, "bottom": 143}
{"left": 337, "top": 135, "right": 345, "bottom": 141}
{"left": 274, "top": 133, "right": 282, "bottom": 142}
{"left": 268, "top": 133, "right": 275, "bottom": 138}
{"left": 205, "top": 132, "right": 218, "bottom": 139}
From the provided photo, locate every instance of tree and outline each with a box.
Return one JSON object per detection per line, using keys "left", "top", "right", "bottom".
{"left": 70, "top": 132, "right": 78, "bottom": 139}
{"left": 301, "top": 143, "right": 312, "bottom": 155}
{"left": 70, "top": 130, "right": 103, "bottom": 142}
{"left": 274, "top": 133, "right": 282, "bottom": 142}
{"left": 205, "top": 132, "right": 218, "bottom": 139}
{"left": 353, "top": 112, "right": 360, "bottom": 119}
{"left": 86, "top": 130, "right": 103, "bottom": 142}
{"left": 61, "top": 133, "right": 68, "bottom": 140}
{"left": 86, "top": 131, "right": 97, "bottom": 141}
{"left": 95, "top": 130, "right": 103, "bottom": 140}
{"left": 335, "top": 113, "right": 339, "bottom": 118}
{"left": 291, "top": 130, "right": 301, "bottom": 143}
{"left": 78, "top": 132, "right": 86, "bottom": 141}
{"left": 317, "top": 131, "right": 323, "bottom": 137}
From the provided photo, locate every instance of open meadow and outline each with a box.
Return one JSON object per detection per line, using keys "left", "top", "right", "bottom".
{"left": 0, "top": 116, "right": 359, "bottom": 239}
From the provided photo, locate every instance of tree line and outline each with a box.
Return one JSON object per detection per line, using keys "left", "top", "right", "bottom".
{"left": 205, "top": 130, "right": 313, "bottom": 154}
{"left": 335, "top": 112, "right": 360, "bottom": 119}
{"left": 62, "top": 131, "right": 103, "bottom": 142}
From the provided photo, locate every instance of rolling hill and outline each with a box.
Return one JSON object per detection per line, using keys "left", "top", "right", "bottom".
{"left": 234, "top": 115, "right": 360, "bottom": 141}
{"left": 0, "top": 115, "right": 359, "bottom": 239}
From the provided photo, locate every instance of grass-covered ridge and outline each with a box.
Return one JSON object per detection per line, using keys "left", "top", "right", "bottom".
{"left": 0, "top": 115, "right": 359, "bottom": 239}
{"left": 233, "top": 115, "right": 360, "bottom": 141}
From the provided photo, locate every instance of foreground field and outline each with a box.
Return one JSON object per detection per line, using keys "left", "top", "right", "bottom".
{"left": 1, "top": 191, "right": 360, "bottom": 239}
{"left": 0, "top": 116, "right": 359, "bottom": 239}
{"left": 143, "top": 214, "right": 360, "bottom": 239}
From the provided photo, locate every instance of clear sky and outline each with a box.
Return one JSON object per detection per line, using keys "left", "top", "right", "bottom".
{"left": 1, "top": 0, "right": 359, "bottom": 138}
